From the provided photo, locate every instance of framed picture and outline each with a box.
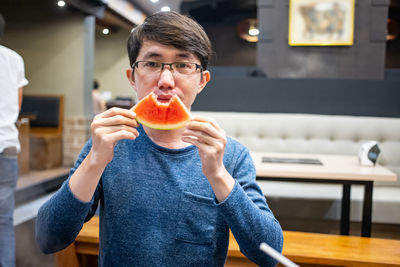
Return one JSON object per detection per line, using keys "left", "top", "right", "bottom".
{"left": 288, "top": 0, "right": 355, "bottom": 46}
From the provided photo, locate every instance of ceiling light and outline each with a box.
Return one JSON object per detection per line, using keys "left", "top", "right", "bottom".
{"left": 161, "top": 6, "right": 171, "bottom": 12}
{"left": 150, "top": 0, "right": 159, "bottom": 3}
{"left": 248, "top": 28, "right": 259, "bottom": 36}
{"left": 57, "top": 0, "right": 66, "bottom": 7}
{"left": 102, "top": 28, "right": 110, "bottom": 35}
{"left": 237, "top": 18, "right": 259, "bottom": 42}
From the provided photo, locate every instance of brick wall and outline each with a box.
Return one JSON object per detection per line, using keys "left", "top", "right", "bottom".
{"left": 63, "top": 116, "right": 92, "bottom": 166}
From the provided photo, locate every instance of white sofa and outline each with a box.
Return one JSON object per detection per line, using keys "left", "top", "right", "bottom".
{"left": 192, "top": 111, "right": 400, "bottom": 224}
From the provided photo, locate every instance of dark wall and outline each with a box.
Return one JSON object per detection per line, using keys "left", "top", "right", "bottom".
{"left": 184, "top": 1, "right": 257, "bottom": 66}
{"left": 203, "top": 18, "right": 257, "bottom": 66}
{"left": 190, "top": 1, "right": 400, "bottom": 118}
{"left": 193, "top": 69, "right": 400, "bottom": 118}
{"left": 386, "top": 1, "right": 400, "bottom": 68}
{"left": 257, "top": 0, "right": 389, "bottom": 79}
{"left": 386, "top": 39, "right": 400, "bottom": 68}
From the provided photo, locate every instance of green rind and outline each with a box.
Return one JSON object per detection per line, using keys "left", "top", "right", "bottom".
{"left": 136, "top": 117, "right": 189, "bottom": 130}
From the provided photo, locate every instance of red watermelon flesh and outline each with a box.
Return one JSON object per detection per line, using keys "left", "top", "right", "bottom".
{"left": 132, "top": 93, "right": 191, "bottom": 130}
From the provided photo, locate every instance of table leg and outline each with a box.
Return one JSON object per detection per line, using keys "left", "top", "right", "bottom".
{"left": 361, "top": 182, "right": 373, "bottom": 237}
{"left": 340, "top": 183, "right": 351, "bottom": 235}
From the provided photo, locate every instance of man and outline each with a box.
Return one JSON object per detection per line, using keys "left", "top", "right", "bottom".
{"left": 0, "top": 13, "right": 29, "bottom": 267}
{"left": 92, "top": 80, "right": 106, "bottom": 116}
{"left": 36, "top": 11, "right": 283, "bottom": 266}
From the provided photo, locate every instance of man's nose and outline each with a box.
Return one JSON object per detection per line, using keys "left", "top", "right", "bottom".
{"left": 158, "top": 66, "right": 175, "bottom": 90}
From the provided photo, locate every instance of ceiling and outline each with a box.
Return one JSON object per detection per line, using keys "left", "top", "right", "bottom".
{"left": 126, "top": 0, "right": 183, "bottom": 15}
{"left": 128, "top": 0, "right": 257, "bottom": 22}
{"left": 3, "top": 0, "right": 395, "bottom": 41}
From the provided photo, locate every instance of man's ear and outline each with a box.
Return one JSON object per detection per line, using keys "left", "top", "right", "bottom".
{"left": 126, "top": 68, "right": 137, "bottom": 91}
{"left": 197, "top": 70, "right": 210, "bottom": 94}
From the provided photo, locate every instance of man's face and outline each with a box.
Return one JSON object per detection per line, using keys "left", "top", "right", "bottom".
{"left": 126, "top": 40, "right": 210, "bottom": 110}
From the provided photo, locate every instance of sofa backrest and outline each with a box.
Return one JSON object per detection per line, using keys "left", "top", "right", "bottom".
{"left": 20, "top": 94, "right": 64, "bottom": 136}
{"left": 192, "top": 111, "right": 400, "bottom": 187}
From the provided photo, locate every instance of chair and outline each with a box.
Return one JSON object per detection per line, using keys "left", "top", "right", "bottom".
{"left": 20, "top": 94, "right": 64, "bottom": 170}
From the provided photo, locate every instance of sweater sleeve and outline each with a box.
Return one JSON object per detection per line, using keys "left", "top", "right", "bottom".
{"left": 35, "top": 140, "right": 101, "bottom": 254}
{"left": 217, "top": 144, "right": 283, "bottom": 267}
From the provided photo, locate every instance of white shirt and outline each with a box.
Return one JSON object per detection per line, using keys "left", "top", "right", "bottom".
{"left": 0, "top": 45, "right": 29, "bottom": 153}
{"left": 92, "top": 90, "right": 106, "bottom": 116}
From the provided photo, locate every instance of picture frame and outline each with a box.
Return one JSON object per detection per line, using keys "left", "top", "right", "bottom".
{"left": 288, "top": 0, "right": 355, "bottom": 46}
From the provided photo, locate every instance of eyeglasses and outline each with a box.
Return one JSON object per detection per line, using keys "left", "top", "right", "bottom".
{"left": 132, "top": 61, "right": 203, "bottom": 76}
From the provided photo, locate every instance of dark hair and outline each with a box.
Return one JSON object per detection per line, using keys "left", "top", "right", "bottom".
{"left": 0, "top": 14, "right": 5, "bottom": 38}
{"left": 93, "top": 80, "right": 99, "bottom": 90}
{"left": 127, "top": 11, "right": 212, "bottom": 70}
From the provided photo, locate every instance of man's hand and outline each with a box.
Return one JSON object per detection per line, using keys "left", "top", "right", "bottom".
{"left": 90, "top": 107, "right": 139, "bottom": 168}
{"left": 182, "top": 117, "right": 235, "bottom": 202}
{"left": 69, "top": 107, "right": 139, "bottom": 202}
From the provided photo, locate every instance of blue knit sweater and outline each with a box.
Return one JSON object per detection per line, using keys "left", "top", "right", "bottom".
{"left": 36, "top": 126, "right": 283, "bottom": 266}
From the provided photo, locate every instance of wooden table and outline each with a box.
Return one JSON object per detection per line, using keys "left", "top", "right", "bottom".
{"left": 251, "top": 152, "right": 398, "bottom": 237}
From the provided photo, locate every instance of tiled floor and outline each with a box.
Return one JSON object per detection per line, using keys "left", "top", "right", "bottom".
{"left": 14, "top": 167, "right": 70, "bottom": 226}
{"left": 17, "top": 167, "right": 70, "bottom": 189}
{"left": 15, "top": 168, "right": 71, "bottom": 267}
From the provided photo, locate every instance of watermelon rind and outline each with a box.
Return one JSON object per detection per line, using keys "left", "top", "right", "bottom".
{"left": 135, "top": 118, "right": 189, "bottom": 130}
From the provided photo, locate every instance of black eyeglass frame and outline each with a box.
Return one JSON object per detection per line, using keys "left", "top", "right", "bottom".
{"left": 132, "top": 61, "right": 204, "bottom": 77}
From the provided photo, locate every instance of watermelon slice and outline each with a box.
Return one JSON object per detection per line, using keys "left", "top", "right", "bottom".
{"left": 132, "top": 93, "right": 191, "bottom": 130}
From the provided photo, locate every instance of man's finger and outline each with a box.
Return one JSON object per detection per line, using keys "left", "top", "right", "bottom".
{"left": 182, "top": 129, "right": 215, "bottom": 145}
{"left": 185, "top": 120, "right": 222, "bottom": 139}
{"left": 191, "top": 116, "right": 224, "bottom": 132}
{"left": 96, "top": 114, "right": 139, "bottom": 128}
{"left": 97, "top": 107, "right": 137, "bottom": 120}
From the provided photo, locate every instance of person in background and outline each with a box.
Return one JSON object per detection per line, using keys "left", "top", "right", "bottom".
{"left": 92, "top": 79, "right": 106, "bottom": 116}
{"left": 36, "top": 11, "right": 283, "bottom": 266}
{"left": 0, "top": 13, "right": 29, "bottom": 267}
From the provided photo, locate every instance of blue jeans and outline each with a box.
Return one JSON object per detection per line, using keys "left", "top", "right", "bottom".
{"left": 0, "top": 154, "right": 18, "bottom": 267}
